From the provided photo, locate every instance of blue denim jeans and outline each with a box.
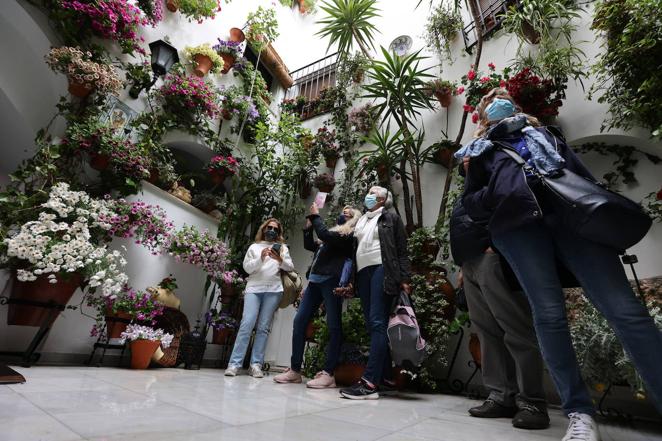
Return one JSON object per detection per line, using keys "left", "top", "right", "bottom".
{"left": 493, "top": 222, "right": 662, "bottom": 415}
{"left": 291, "top": 277, "right": 343, "bottom": 373}
{"left": 357, "top": 265, "right": 392, "bottom": 385}
{"left": 228, "top": 291, "right": 283, "bottom": 368}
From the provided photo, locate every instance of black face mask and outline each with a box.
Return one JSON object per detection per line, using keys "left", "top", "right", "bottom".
{"left": 264, "top": 230, "right": 278, "bottom": 241}
{"left": 337, "top": 214, "right": 347, "bottom": 225}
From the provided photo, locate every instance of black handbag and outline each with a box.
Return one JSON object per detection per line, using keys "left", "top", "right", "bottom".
{"left": 500, "top": 148, "right": 652, "bottom": 252}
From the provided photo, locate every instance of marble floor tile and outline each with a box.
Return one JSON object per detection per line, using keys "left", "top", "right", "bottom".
{"left": 0, "top": 414, "right": 83, "bottom": 441}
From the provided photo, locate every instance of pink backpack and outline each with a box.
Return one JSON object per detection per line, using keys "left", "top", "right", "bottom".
{"left": 387, "top": 291, "right": 428, "bottom": 367}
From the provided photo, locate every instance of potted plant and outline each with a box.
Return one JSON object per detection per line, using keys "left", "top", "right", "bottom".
{"left": 157, "top": 69, "right": 220, "bottom": 125}
{"left": 184, "top": 44, "right": 225, "bottom": 77}
{"left": 348, "top": 105, "right": 376, "bottom": 136}
{"left": 344, "top": 52, "right": 369, "bottom": 83}
{"left": 429, "top": 139, "right": 460, "bottom": 169}
{"left": 427, "top": 79, "right": 457, "bottom": 108}
{"left": 313, "top": 173, "right": 336, "bottom": 193}
{"left": 120, "top": 324, "right": 174, "bottom": 369}
{"left": 245, "top": 6, "right": 280, "bottom": 53}
{"left": 45, "top": 47, "right": 123, "bottom": 98}
{"left": 505, "top": 67, "right": 564, "bottom": 122}
{"left": 213, "top": 39, "right": 243, "bottom": 74}
{"left": 219, "top": 269, "right": 246, "bottom": 304}
{"left": 136, "top": 0, "right": 164, "bottom": 26}
{"left": 167, "top": 225, "right": 230, "bottom": 281}
{"left": 126, "top": 60, "right": 153, "bottom": 99}
{"left": 192, "top": 191, "right": 224, "bottom": 214}
{"left": 168, "top": 0, "right": 221, "bottom": 22}
{"left": 3, "top": 183, "right": 129, "bottom": 326}
{"left": 206, "top": 309, "right": 238, "bottom": 344}
{"left": 295, "top": 0, "right": 317, "bottom": 15}
{"left": 229, "top": 27, "right": 245, "bottom": 43}
{"left": 219, "top": 85, "right": 259, "bottom": 123}
{"left": 423, "top": 3, "right": 463, "bottom": 64}
{"left": 206, "top": 155, "right": 239, "bottom": 185}
{"left": 459, "top": 63, "right": 511, "bottom": 123}
{"left": 407, "top": 227, "right": 441, "bottom": 272}
{"left": 314, "top": 126, "right": 340, "bottom": 168}
{"left": 95, "top": 288, "right": 165, "bottom": 339}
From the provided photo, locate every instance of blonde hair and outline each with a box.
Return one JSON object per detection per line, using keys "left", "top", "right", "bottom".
{"left": 330, "top": 206, "right": 362, "bottom": 236}
{"left": 473, "top": 88, "right": 540, "bottom": 138}
{"left": 254, "top": 218, "right": 285, "bottom": 243}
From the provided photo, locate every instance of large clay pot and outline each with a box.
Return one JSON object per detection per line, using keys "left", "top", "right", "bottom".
{"left": 324, "top": 155, "right": 338, "bottom": 169}
{"left": 469, "top": 333, "right": 482, "bottom": 368}
{"left": 219, "top": 53, "right": 235, "bottom": 74}
{"left": 89, "top": 152, "right": 111, "bottom": 171}
{"left": 68, "top": 80, "right": 92, "bottom": 98}
{"left": 193, "top": 54, "right": 213, "bottom": 77}
{"left": 220, "top": 282, "right": 236, "bottom": 304}
{"left": 229, "top": 28, "right": 245, "bottom": 43}
{"left": 166, "top": 0, "right": 178, "bottom": 12}
{"left": 212, "top": 327, "right": 234, "bottom": 345}
{"left": 7, "top": 273, "right": 82, "bottom": 326}
{"left": 334, "top": 363, "right": 365, "bottom": 386}
{"left": 105, "top": 310, "right": 132, "bottom": 339}
{"left": 129, "top": 340, "right": 160, "bottom": 369}
{"left": 434, "top": 88, "right": 453, "bottom": 108}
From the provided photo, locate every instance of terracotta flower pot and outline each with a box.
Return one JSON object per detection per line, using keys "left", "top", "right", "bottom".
{"left": 434, "top": 89, "right": 453, "bottom": 108}
{"left": 317, "top": 183, "right": 335, "bottom": 193}
{"left": 219, "top": 53, "right": 235, "bottom": 74}
{"left": 376, "top": 163, "right": 389, "bottom": 182}
{"left": 298, "top": 1, "right": 308, "bottom": 14}
{"left": 324, "top": 156, "right": 338, "bottom": 169}
{"left": 469, "top": 333, "right": 482, "bottom": 368}
{"left": 193, "top": 54, "right": 213, "bottom": 77}
{"left": 166, "top": 0, "right": 178, "bottom": 13}
{"left": 433, "top": 146, "right": 455, "bottom": 169}
{"left": 105, "top": 310, "right": 132, "bottom": 339}
{"left": 89, "top": 152, "right": 111, "bottom": 171}
{"left": 305, "top": 322, "right": 318, "bottom": 342}
{"left": 212, "top": 327, "right": 234, "bottom": 345}
{"left": 7, "top": 273, "right": 82, "bottom": 326}
{"left": 229, "top": 27, "right": 245, "bottom": 43}
{"left": 68, "top": 80, "right": 92, "bottom": 98}
{"left": 130, "top": 339, "right": 161, "bottom": 369}
{"left": 334, "top": 363, "right": 365, "bottom": 386}
{"left": 210, "top": 169, "right": 227, "bottom": 186}
{"left": 148, "top": 169, "right": 159, "bottom": 184}
{"left": 220, "top": 282, "right": 236, "bottom": 304}
{"left": 222, "top": 109, "right": 233, "bottom": 120}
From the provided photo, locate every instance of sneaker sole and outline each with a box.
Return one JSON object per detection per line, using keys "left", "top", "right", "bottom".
{"left": 224, "top": 373, "right": 237, "bottom": 377}
{"left": 512, "top": 420, "right": 550, "bottom": 430}
{"left": 306, "top": 382, "right": 336, "bottom": 389}
{"left": 340, "top": 391, "right": 380, "bottom": 400}
{"left": 274, "top": 378, "right": 303, "bottom": 384}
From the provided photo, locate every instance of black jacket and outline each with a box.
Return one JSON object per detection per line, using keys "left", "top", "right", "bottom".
{"left": 449, "top": 200, "right": 490, "bottom": 266}
{"left": 304, "top": 215, "right": 354, "bottom": 279}
{"left": 462, "top": 126, "right": 595, "bottom": 235}
{"left": 354, "top": 209, "right": 411, "bottom": 296}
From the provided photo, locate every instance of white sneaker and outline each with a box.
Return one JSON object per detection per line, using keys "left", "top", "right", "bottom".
{"left": 562, "top": 413, "right": 601, "bottom": 441}
{"left": 248, "top": 363, "right": 264, "bottom": 378}
{"left": 224, "top": 365, "right": 239, "bottom": 377}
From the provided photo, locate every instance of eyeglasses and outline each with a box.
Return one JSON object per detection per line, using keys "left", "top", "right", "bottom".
{"left": 265, "top": 225, "right": 280, "bottom": 233}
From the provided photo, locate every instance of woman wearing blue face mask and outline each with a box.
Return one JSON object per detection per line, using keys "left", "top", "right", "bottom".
{"left": 459, "top": 88, "right": 662, "bottom": 441}
{"left": 225, "top": 218, "right": 294, "bottom": 378}
{"left": 339, "top": 186, "right": 411, "bottom": 400}
{"left": 274, "top": 204, "right": 361, "bottom": 388}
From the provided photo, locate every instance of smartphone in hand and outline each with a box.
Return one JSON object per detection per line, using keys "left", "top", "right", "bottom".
{"left": 271, "top": 243, "right": 282, "bottom": 254}
{"left": 314, "top": 192, "right": 328, "bottom": 209}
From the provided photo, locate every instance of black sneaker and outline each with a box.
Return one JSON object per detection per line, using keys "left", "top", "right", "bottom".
{"left": 512, "top": 402, "right": 550, "bottom": 430}
{"left": 340, "top": 378, "right": 379, "bottom": 400}
{"left": 379, "top": 379, "right": 398, "bottom": 396}
{"left": 468, "top": 399, "right": 518, "bottom": 418}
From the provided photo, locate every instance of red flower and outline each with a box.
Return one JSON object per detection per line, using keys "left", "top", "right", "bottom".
{"left": 488, "top": 62, "right": 496, "bottom": 70}
{"left": 456, "top": 86, "right": 465, "bottom": 95}
{"left": 463, "top": 104, "right": 475, "bottom": 113}
{"left": 472, "top": 112, "right": 479, "bottom": 124}
{"left": 480, "top": 76, "right": 490, "bottom": 84}
{"left": 499, "top": 80, "right": 506, "bottom": 88}
{"left": 657, "top": 187, "right": 662, "bottom": 201}
{"left": 467, "top": 70, "right": 476, "bottom": 81}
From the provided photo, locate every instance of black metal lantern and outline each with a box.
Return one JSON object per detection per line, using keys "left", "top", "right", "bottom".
{"left": 179, "top": 320, "right": 207, "bottom": 370}
{"left": 129, "top": 39, "right": 179, "bottom": 99}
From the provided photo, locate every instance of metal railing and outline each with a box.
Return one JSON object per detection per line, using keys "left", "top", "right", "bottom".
{"left": 283, "top": 52, "right": 339, "bottom": 120}
{"left": 462, "top": 0, "right": 520, "bottom": 52}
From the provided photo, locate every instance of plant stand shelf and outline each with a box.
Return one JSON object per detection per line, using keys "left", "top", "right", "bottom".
{"left": 85, "top": 314, "right": 131, "bottom": 367}
{"left": 0, "top": 296, "right": 67, "bottom": 367}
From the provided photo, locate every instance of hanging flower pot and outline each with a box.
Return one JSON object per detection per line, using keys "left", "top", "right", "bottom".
{"left": 89, "top": 152, "right": 111, "bottom": 171}
{"left": 318, "top": 183, "right": 335, "bottom": 193}
{"left": 166, "top": 0, "right": 178, "bottom": 13}
{"left": 431, "top": 141, "right": 459, "bottom": 169}
{"left": 299, "top": 180, "right": 312, "bottom": 199}
{"left": 68, "top": 80, "right": 93, "bottom": 98}
{"left": 219, "top": 53, "right": 235, "bottom": 74}
{"left": 221, "top": 109, "right": 233, "bottom": 120}
{"left": 129, "top": 339, "right": 161, "bottom": 369}
{"left": 212, "top": 327, "right": 234, "bottom": 344}
{"left": 434, "top": 88, "right": 453, "bottom": 108}
{"left": 220, "top": 282, "right": 236, "bottom": 304}
{"left": 7, "top": 273, "right": 83, "bottom": 326}
{"left": 148, "top": 169, "right": 160, "bottom": 184}
{"left": 352, "top": 69, "right": 365, "bottom": 84}
{"left": 324, "top": 155, "right": 338, "bottom": 169}
{"left": 334, "top": 363, "right": 366, "bottom": 386}
{"left": 105, "top": 310, "right": 132, "bottom": 339}
{"left": 521, "top": 21, "right": 541, "bottom": 45}
{"left": 305, "top": 322, "right": 318, "bottom": 342}
{"left": 469, "top": 333, "right": 482, "bottom": 368}
{"left": 376, "top": 163, "right": 389, "bottom": 183}
{"left": 210, "top": 170, "right": 228, "bottom": 186}
{"left": 229, "top": 28, "right": 246, "bottom": 43}
{"left": 192, "top": 54, "right": 213, "bottom": 77}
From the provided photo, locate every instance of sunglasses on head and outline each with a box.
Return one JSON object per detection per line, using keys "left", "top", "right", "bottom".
{"left": 265, "top": 225, "right": 280, "bottom": 233}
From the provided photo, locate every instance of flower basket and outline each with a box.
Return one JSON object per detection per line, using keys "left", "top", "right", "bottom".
{"left": 219, "top": 53, "right": 235, "bottom": 74}
{"left": 89, "top": 152, "right": 111, "bottom": 171}
{"left": 193, "top": 54, "right": 213, "bottom": 77}
{"left": 220, "top": 282, "right": 236, "bottom": 304}
{"left": 521, "top": 20, "right": 541, "bottom": 45}
{"left": 68, "top": 80, "right": 93, "bottom": 98}
{"left": 105, "top": 310, "right": 133, "bottom": 339}
{"left": 166, "top": 0, "right": 178, "bottom": 12}
{"left": 434, "top": 88, "right": 453, "bottom": 108}
{"left": 325, "top": 155, "right": 338, "bottom": 169}
{"left": 130, "top": 339, "right": 161, "bottom": 369}
{"left": 334, "top": 363, "right": 366, "bottom": 386}
{"left": 229, "top": 27, "right": 245, "bottom": 43}
{"left": 7, "top": 273, "right": 83, "bottom": 326}
{"left": 212, "top": 327, "right": 234, "bottom": 344}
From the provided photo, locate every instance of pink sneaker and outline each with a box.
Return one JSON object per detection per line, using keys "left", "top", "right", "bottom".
{"left": 306, "top": 371, "right": 336, "bottom": 389}
{"left": 273, "top": 368, "right": 303, "bottom": 384}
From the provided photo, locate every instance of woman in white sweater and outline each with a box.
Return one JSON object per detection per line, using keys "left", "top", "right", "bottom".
{"left": 225, "top": 218, "right": 294, "bottom": 378}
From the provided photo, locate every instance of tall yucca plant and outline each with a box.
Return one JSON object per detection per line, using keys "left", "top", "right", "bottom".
{"left": 316, "top": 0, "right": 380, "bottom": 58}
{"left": 363, "top": 47, "right": 434, "bottom": 229}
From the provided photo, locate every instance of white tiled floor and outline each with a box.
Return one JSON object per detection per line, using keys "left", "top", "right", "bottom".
{"left": 1, "top": 366, "right": 661, "bottom": 441}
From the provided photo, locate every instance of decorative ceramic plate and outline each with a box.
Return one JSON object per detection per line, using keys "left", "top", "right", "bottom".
{"left": 389, "top": 35, "right": 413, "bottom": 56}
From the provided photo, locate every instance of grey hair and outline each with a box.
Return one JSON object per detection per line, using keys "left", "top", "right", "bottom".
{"left": 369, "top": 186, "right": 393, "bottom": 209}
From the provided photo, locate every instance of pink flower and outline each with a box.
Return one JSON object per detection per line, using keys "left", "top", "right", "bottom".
{"left": 467, "top": 70, "right": 476, "bottom": 81}
{"left": 472, "top": 112, "right": 480, "bottom": 124}
{"left": 463, "top": 104, "right": 475, "bottom": 113}
{"left": 456, "top": 86, "right": 465, "bottom": 95}
{"left": 488, "top": 62, "right": 496, "bottom": 70}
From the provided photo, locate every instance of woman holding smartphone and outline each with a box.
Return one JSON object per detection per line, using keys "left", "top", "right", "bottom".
{"left": 225, "top": 218, "right": 294, "bottom": 378}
